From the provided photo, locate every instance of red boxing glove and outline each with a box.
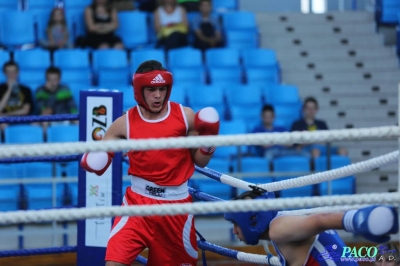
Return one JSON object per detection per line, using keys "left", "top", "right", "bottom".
{"left": 80, "top": 151, "right": 114, "bottom": 176}
{"left": 194, "top": 107, "right": 219, "bottom": 155}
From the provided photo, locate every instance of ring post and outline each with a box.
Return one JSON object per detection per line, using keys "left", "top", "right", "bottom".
{"left": 77, "top": 90, "right": 123, "bottom": 266}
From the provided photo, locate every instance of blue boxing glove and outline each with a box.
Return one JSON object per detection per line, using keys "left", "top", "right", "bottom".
{"left": 342, "top": 205, "right": 398, "bottom": 243}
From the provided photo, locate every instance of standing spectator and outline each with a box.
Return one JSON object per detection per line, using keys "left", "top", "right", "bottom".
{"left": 44, "top": 8, "right": 72, "bottom": 50}
{"left": 35, "top": 67, "right": 77, "bottom": 117}
{"left": 154, "top": 0, "right": 189, "bottom": 51}
{"left": 0, "top": 61, "right": 33, "bottom": 120}
{"left": 290, "top": 97, "right": 347, "bottom": 158}
{"left": 178, "top": 0, "right": 199, "bottom": 12}
{"left": 252, "top": 104, "right": 287, "bottom": 160}
{"left": 84, "top": 0, "right": 124, "bottom": 49}
{"left": 192, "top": 0, "right": 223, "bottom": 51}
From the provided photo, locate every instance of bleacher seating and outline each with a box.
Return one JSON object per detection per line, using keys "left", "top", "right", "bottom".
{"left": 273, "top": 156, "right": 312, "bottom": 197}
{"left": 1, "top": 11, "right": 35, "bottom": 47}
{"left": 26, "top": 0, "right": 55, "bottom": 11}
{"left": 315, "top": 156, "right": 355, "bottom": 195}
{"left": 167, "top": 47, "right": 203, "bottom": 70}
{"left": 116, "top": 11, "right": 149, "bottom": 49}
{"left": 188, "top": 84, "right": 225, "bottom": 114}
{"left": 0, "top": 0, "right": 19, "bottom": 11}
{"left": 47, "top": 125, "right": 79, "bottom": 143}
{"left": 213, "top": 0, "right": 238, "bottom": 12}
{"left": 4, "top": 125, "right": 43, "bottom": 144}
{"left": 61, "top": 69, "right": 92, "bottom": 87}
{"left": 54, "top": 49, "right": 90, "bottom": 70}
{"left": 213, "top": 120, "right": 247, "bottom": 158}
{"left": 0, "top": 51, "right": 11, "bottom": 82}
{"left": 0, "top": 164, "right": 21, "bottom": 211}
{"left": 375, "top": 0, "right": 400, "bottom": 25}
{"left": 14, "top": 49, "right": 51, "bottom": 70}
{"left": 130, "top": 49, "right": 166, "bottom": 74}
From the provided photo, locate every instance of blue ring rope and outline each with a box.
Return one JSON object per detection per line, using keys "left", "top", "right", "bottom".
{"left": 0, "top": 246, "right": 77, "bottom": 257}
{"left": 0, "top": 114, "right": 79, "bottom": 124}
{"left": 0, "top": 155, "right": 80, "bottom": 164}
{"left": 194, "top": 166, "right": 224, "bottom": 182}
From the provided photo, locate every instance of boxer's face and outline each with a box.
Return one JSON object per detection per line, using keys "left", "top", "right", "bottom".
{"left": 232, "top": 223, "right": 246, "bottom": 243}
{"left": 143, "top": 86, "right": 167, "bottom": 112}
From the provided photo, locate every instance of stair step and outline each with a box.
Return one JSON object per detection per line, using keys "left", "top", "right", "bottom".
{"left": 291, "top": 81, "right": 398, "bottom": 94}
{"left": 322, "top": 119, "right": 396, "bottom": 130}
{"left": 315, "top": 97, "right": 398, "bottom": 109}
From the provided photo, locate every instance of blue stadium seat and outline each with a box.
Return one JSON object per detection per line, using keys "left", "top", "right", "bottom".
{"left": 61, "top": 69, "right": 92, "bottom": 87}
{"left": 225, "top": 30, "right": 258, "bottom": 49}
{"left": 130, "top": 49, "right": 166, "bottom": 74}
{"left": 234, "top": 157, "right": 273, "bottom": 194}
{"left": 0, "top": 164, "right": 21, "bottom": 211}
{"left": 225, "top": 85, "right": 263, "bottom": 107}
{"left": 273, "top": 104, "right": 301, "bottom": 130}
{"left": 188, "top": 85, "right": 225, "bottom": 114}
{"left": 0, "top": 0, "right": 19, "bottom": 10}
{"left": 54, "top": 49, "right": 90, "bottom": 70}
{"left": 116, "top": 12, "right": 149, "bottom": 49}
{"left": 172, "top": 68, "right": 206, "bottom": 85}
{"left": 273, "top": 156, "right": 312, "bottom": 197}
{"left": 376, "top": 0, "right": 400, "bottom": 24}
{"left": 213, "top": 0, "right": 238, "bottom": 12}
{"left": 92, "top": 50, "right": 129, "bottom": 72}
{"left": 65, "top": 9, "right": 86, "bottom": 43}
{"left": 242, "top": 49, "right": 278, "bottom": 69}
{"left": 209, "top": 67, "right": 242, "bottom": 86}
{"left": 315, "top": 156, "right": 355, "bottom": 195}
{"left": 98, "top": 69, "right": 129, "bottom": 87}
{"left": 246, "top": 68, "right": 279, "bottom": 86}
{"left": 169, "top": 83, "right": 187, "bottom": 104}
{"left": 1, "top": 11, "right": 35, "bottom": 47}
{"left": 31, "top": 9, "right": 51, "bottom": 44}
{"left": 47, "top": 124, "right": 79, "bottom": 143}
{"left": 122, "top": 162, "right": 130, "bottom": 191}
{"left": 55, "top": 162, "right": 79, "bottom": 206}
{"left": 229, "top": 105, "right": 260, "bottom": 122}
{"left": 268, "top": 85, "right": 300, "bottom": 105}
{"left": 221, "top": 11, "right": 257, "bottom": 30}
{"left": 21, "top": 162, "right": 55, "bottom": 209}
{"left": 19, "top": 69, "right": 45, "bottom": 91}
{"left": 63, "top": 0, "right": 91, "bottom": 10}
{"left": 26, "top": 0, "right": 55, "bottom": 11}
{"left": 168, "top": 48, "right": 203, "bottom": 69}
{"left": 115, "top": 86, "right": 137, "bottom": 111}
{"left": 4, "top": 125, "right": 44, "bottom": 144}
{"left": 197, "top": 158, "right": 233, "bottom": 200}
{"left": 205, "top": 48, "right": 240, "bottom": 68}
{"left": 213, "top": 120, "right": 247, "bottom": 158}
{"left": 0, "top": 51, "right": 10, "bottom": 83}
{"left": 14, "top": 49, "right": 51, "bottom": 70}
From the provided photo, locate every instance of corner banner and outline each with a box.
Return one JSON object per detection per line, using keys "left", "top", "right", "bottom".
{"left": 78, "top": 90, "right": 123, "bottom": 266}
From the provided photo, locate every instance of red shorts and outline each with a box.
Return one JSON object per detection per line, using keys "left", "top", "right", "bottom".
{"left": 105, "top": 184, "right": 198, "bottom": 266}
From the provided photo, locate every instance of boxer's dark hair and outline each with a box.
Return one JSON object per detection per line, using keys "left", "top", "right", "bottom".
{"left": 136, "top": 60, "right": 167, "bottom": 74}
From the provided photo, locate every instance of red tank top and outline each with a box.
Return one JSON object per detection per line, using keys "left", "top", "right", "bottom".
{"left": 126, "top": 101, "right": 195, "bottom": 186}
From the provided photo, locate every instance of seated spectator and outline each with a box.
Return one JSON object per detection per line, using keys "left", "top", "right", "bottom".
{"left": 35, "top": 67, "right": 77, "bottom": 116}
{"left": 252, "top": 104, "right": 288, "bottom": 160}
{"left": 290, "top": 97, "right": 347, "bottom": 158}
{"left": 154, "top": 0, "right": 189, "bottom": 51}
{"left": 178, "top": 0, "right": 199, "bottom": 12}
{"left": 84, "top": 0, "right": 124, "bottom": 49}
{"left": 192, "top": 0, "right": 223, "bottom": 51}
{"left": 43, "top": 8, "right": 72, "bottom": 50}
{"left": 375, "top": 243, "right": 399, "bottom": 265}
{"left": 136, "top": 0, "right": 158, "bottom": 12}
{"left": 0, "top": 61, "right": 33, "bottom": 123}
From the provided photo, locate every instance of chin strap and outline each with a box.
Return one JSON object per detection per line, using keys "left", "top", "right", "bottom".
{"left": 196, "top": 230, "right": 208, "bottom": 266}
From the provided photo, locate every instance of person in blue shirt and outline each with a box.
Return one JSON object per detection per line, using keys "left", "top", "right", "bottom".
{"left": 252, "top": 104, "right": 287, "bottom": 160}
{"left": 291, "top": 97, "right": 347, "bottom": 158}
{"left": 225, "top": 189, "right": 398, "bottom": 266}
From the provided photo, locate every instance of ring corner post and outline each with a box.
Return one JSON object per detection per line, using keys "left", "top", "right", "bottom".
{"left": 77, "top": 90, "right": 123, "bottom": 266}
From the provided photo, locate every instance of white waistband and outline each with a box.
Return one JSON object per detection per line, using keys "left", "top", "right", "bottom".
{"left": 130, "top": 176, "right": 189, "bottom": 200}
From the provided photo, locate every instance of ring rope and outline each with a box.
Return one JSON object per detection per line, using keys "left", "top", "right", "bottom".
{"left": 0, "top": 246, "right": 77, "bottom": 257}
{"left": 0, "top": 126, "right": 397, "bottom": 159}
{"left": 0, "top": 192, "right": 399, "bottom": 225}
{"left": 196, "top": 151, "right": 398, "bottom": 192}
{"left": 0, "top": 155, "right": 80, "bottom": 164}
{"left": 0, "top": 114, "right": 79, "bottom": 124}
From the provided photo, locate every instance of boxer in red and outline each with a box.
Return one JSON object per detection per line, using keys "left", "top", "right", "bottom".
{"left": 80, "top": 60, "right": 219, "bottom": 266}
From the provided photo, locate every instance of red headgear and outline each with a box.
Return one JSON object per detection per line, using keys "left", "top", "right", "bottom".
{"left": 132, "top": 70, "right": 173, "bottom": 112}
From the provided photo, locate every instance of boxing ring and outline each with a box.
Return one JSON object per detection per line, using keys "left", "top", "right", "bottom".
{"left": 0, "top": 89, "right": 399, "bottom": 265}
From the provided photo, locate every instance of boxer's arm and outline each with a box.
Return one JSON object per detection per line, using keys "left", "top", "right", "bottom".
{"left": 184, "top": 107, "right": 213, "bottom": 168}
{"left": 102, "top": 114, "right": 127, "bottom": 140}
{"left": 269, "top": 213, "right": 343, "bottom": 244}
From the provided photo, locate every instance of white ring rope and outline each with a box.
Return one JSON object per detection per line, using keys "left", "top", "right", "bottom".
{"left": 283, "top": 204, "right": 373, "bottom": 215}
{"left": 1, "top": 192, "right": 399, "bottom": 225}
{"left": 0, "top": 126, "right": 398, "bottom": 159}
{"left": 217, "top": 151, "right": 399, "bottom": 192}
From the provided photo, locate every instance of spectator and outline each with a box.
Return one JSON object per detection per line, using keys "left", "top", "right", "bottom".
{"left": 192, "top": 0, "right": 223, "bottom": 51}
{"left": 136, "top": 0, "right": 158, "bottom": 12}
{"left": 178, "top": 0, "right": 199, "bottom": 12}
{"left": 0, "top": 61, "right": 33, "bottom": 120}
{"left": 252, "top": 104, "right": 287, "bottom": 160}
{"left": 154, "top": 0, "right": 189, "bottom": 51}
{"left": 35, "top": 67, "right": 77, "bottom": 117}
{"left": 375, "top": 243, "right": 400, "bottom": 265}
{"left": 84, "top": 0, "right": 124, "bottom": 49}
{"left": 290, "top": 97, "right": 347, "bottom": 158}
{"left": 43, "top": 8, "right": 72, "bottom": 50}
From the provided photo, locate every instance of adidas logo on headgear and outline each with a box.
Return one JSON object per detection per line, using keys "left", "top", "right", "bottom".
{"left": 151, "top": 74, "right": 165, "bottom": 84}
